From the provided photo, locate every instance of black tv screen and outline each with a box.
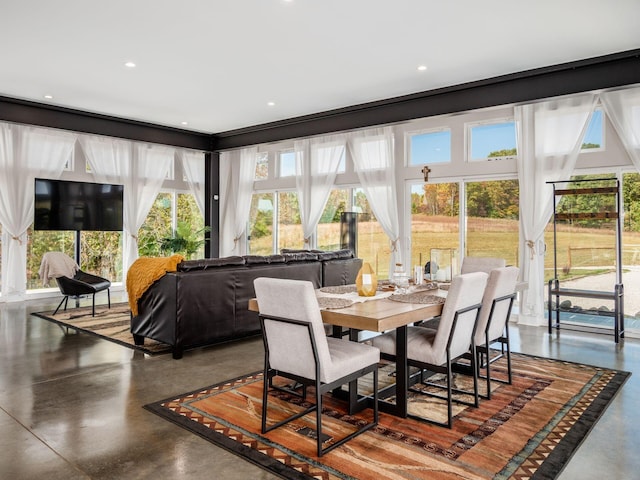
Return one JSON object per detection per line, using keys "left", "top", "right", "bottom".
{"left": 34, "top": 178, "right": 124, "bottom": 231}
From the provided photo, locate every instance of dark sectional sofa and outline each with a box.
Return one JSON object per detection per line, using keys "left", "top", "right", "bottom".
{"left": 130, "top": 250, "right": 362, "bottom": 358}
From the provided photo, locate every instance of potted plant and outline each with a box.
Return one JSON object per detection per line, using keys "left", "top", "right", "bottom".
{"left": 160, "top": 221, "right": 211, "bottom": 259}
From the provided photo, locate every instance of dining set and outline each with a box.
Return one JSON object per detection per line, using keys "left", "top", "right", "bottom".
{"left": 250, "top": 257, "right": 519, "bottom": 457}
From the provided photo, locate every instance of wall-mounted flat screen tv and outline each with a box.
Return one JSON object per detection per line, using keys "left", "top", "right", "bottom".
{"left": 34, "top": 178, "right": 124, "bottom": 231}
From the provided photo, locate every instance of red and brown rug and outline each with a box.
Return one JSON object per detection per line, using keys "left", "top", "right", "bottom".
{"left": 145, "top": 353, "right": 629, "bottom": 479}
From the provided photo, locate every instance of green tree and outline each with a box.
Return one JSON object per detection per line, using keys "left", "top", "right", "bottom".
{"left": 488, "top": 148, "right": 517, "bottom": 158}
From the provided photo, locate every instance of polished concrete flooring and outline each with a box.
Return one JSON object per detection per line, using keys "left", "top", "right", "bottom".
{"left": 1, "top": 294, "right": 639, "bottom": 479}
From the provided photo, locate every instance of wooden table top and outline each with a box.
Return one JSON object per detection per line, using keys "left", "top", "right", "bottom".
{"left": 248, "top": 294, "right": 444, "bottom": 332}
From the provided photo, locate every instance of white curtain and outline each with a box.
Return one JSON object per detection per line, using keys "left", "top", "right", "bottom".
{"left": 601, "top": 87, "right": 640, "bottom": 170}
{"left": 0, "top": 123, "right": 77, "bottom": 298}
{"left": 348, "top": 126, "right": 402, "bottom": 270}
{"left": 178, "top": 149, "right": 206, "bottom": 215}
{"left": 219, "top": 147, "right": 256, "bottom": 256}
{"left": 294, "top": 134, "right": 345, "bottom": 247}
{"left": 515, "top": 93, "right": 597, "bottom": 325}
{"left": 79, "top": 135, "right": 173, "bottom": 273}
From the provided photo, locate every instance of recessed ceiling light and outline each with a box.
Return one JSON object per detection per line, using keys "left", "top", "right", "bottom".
{"left": 267, "top": 101, "right": 276, "bottom": 107}
{"left": 417, "top": 65, "right": 428, "bottom": 72}
{"left": 125, "top": 61, "right": 136, "bottom": 68}
{"left": 43, "top": 94, "right": 54, "bottom": 100}
{"left": 181, "top": 121, "right": 188, "bottom": 126}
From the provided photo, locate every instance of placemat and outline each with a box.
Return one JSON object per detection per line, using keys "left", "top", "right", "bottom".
{"left": 317, "top": 297, "right": 355, "bottom": 309}
{"left": 389, "top": 292, "right": 446, "bottom": 304}
{"left": 318, "top": 285, "right": 357, "bottom": 294}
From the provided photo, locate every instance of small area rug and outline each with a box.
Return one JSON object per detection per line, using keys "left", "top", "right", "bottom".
{"left": 145, "top": 353, "right": 629, "bottom": 480}
{"left": 32, "top": 302, "right": 172, "bottom": 355}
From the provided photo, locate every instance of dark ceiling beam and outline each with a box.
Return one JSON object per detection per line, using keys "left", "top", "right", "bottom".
{"left": 0, "top": 96, "right": 211, "bottom": 151}
{"left": 213, "top": 49, "right": 640, "bottom": 151}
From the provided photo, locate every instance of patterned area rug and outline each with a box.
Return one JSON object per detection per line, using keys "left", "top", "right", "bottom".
{"left": 32, "top": 302, "right": 172, "bottom": 355}
{"left": 145, "top": 353, "right": 629, "bottom": 479}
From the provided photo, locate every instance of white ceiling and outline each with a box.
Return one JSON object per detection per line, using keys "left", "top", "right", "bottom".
{"left": 2, "top": 0, "right": 639, "bottom": 135}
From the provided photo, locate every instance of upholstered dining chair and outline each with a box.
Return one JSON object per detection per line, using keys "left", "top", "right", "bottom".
{"left": 253, "top": 277, "right": 380, "bottom": 457}
{"left": 371, "top": 271, "right": 488, "bottom": 428}
{"left": 460, "top": 256, "right": 506, "bottom": 275}
{"left": 472, "top": 266, "right": 519, "bottom": 399}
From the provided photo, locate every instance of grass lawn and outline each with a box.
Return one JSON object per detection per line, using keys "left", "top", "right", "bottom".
{"left": 249, "top": 216, "right": 640, "bottom": 281}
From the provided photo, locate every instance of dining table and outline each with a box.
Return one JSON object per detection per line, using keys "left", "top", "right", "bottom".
{"left": 249, "top": 284, "right": 445, "bottom": 418}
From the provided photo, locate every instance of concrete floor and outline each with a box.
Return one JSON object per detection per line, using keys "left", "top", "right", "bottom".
{"left": 0, "top": 294, "right": 638, "bottom": 480}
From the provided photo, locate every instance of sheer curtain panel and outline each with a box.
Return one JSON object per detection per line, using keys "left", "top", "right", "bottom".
{"left": 515, "top": 93, "right": 597, "bottom": 325}
{"left": 219, "top": 147, "right": 256, "bottom": 256}
{"left": 0, "top": 123, "right": 76, "bottom": 298}
{"left": 294, "top": 135, "right": 345, "bottom": 247}
{"left": 179, "top": 149, "right": 206, "bottom": 215}
{"left": 601, "top": 87, "right": 640, "bottom": 170}
{"left": 348, "top": 127, "right": 403, "bottom": 271}
{"left": 80, "top": 135, "right": 173, "bottom": 274}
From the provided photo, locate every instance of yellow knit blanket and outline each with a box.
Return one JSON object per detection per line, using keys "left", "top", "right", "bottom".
{"left": 126, "top": 254, "right": 185, "bottom": 316}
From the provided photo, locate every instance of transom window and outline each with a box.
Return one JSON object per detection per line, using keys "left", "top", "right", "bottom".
{"left": 581, "top": 108, "right": 604, "bottom": 151}
{"left": 255, "top": 152, "right": 268, "bottom": 180}
{"left": 408, "top": 129, "right": 451, "bottom": 165}
{"left": 279, "top": 150, "right": 296, "bottom": 177}
{"left": 468, "top": 120, "right": 517, "bottom": 162}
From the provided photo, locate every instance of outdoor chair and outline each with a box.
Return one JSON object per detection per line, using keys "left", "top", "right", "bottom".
{"left": 371, "top": 271, "right": 488, "bottom": 428}
{"left": 254, "top": 277, "right": 380, "bottom": 457}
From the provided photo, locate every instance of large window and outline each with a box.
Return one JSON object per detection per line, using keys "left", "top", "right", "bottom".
{"left": 410, "top": 182, "right": 460, "bottom": 276}
{"left": 468, "top": 120, "right": 517, "bottom": 161}
{"left": 248, "top": 193, "right": 274, "bottom": 255}
{"left": 27, "top": 229, "right": 123, "bottom": 289}
{"left": 138, "top": 191, "right": 206, "bottom": 260}
{"left": 317, "top": 188, "right": 348, "bottom": 251}
{"left": 465, "top": 179, "right": 519, "bottom": 266}
{"left": 138, "top": 192, "right": 173, "bottom": 257}
{"left": 408, "top": 129, "right": 451, "bottom": 165}
{"left": 354, "top": 188, "right": 392, "bottom": 279}
{"left": 545, "top": 174, "right": 618, "bottom": 284}
{"left": 277, "top": 191, "right": 303, "bottom": 250}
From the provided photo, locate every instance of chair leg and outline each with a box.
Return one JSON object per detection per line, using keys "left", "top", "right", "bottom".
{"left": 470, "top": 346, "right": 479, "bottom": 407}
{"left": 92, "top": 293, "right": 96, "bottom": 317}
{"left": 107, "top": 288, "right": 111, "bottom": 309}
{"left": 446, "top": 358, "right": 453, "bottom": 428}
{"left": 484, "top": 331, "right": 492, "bottom": 399}
{"left": 505, "top": 331, "right": 512, "bottom": 385}
{"left": 316, "top": 378, "right": 323, "bottom": 457}
{"left": 262, "top": 368, "right": 270, "bottom": 434}
{"left": 53, "top": 296, "right": 67, "bottom": 315}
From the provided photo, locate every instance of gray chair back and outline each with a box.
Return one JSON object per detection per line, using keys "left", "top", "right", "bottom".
{"left": 460, "top": 256, "right": 506, "bottom": 274}
{"left": 431, "top": 271, "right": 488, "bottom": 364}
{"left": 253, "top": 277, "right": 331, "bottom": 381}
{"left": 474, "top": 266, "right": 519, "bottom": 346}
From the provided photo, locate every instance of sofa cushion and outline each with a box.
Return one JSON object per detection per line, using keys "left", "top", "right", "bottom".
{"left": 178, "top": 256, "right": 246, "bottom": 272}
{"left": 283, "top": 252, "right": 319, "bottom": 262}
{"left": 281, "top": 248, "right": 324, "bottom": 254}
{"left": 244, "top": 254, "right": 286, "bottom": 265}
